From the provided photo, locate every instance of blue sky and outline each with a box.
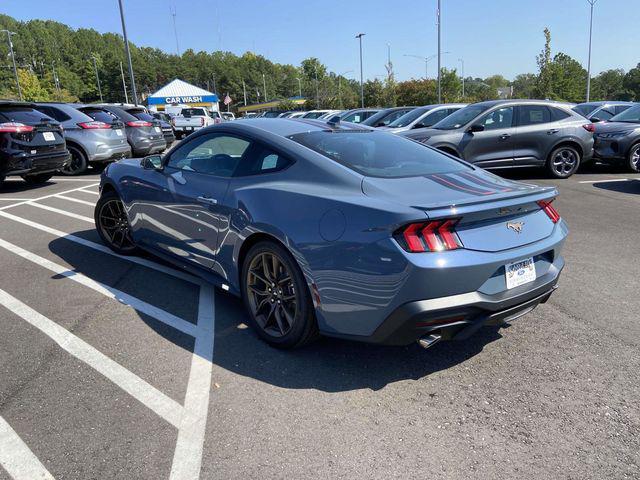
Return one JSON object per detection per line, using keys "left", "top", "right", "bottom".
{"left": 2, "top": 0, "right": 638, "bottom": 81}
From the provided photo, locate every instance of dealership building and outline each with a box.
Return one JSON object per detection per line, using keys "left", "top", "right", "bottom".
{"left": 147, "top": 79, "right": 219, "bottom": 112}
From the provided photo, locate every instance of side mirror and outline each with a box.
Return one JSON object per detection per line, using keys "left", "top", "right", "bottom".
{"left": 590, "top": 117, "right": 601, "bottom": 123}
{"left": 141, "top": 154, "right": 163, "bottom": 171}
{"left": 467, "top": 124, "right": 485, "bottom": 133}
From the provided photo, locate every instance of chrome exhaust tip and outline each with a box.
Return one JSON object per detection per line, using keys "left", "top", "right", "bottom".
{"left": 417, "top": 333, "right": 442, "bottom": 349}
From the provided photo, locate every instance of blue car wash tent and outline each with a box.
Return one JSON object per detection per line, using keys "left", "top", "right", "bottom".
{"left": 147, "top": 79, "right": 219, "bottom": 112}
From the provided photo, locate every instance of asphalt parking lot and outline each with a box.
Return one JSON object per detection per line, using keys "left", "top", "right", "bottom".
{"left": 0, "top": 167, "right": 639, "bottom": 480}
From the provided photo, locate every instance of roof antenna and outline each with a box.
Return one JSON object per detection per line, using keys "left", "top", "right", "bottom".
{"left": 327, "top": 115, "right": 341, "bottom": 127}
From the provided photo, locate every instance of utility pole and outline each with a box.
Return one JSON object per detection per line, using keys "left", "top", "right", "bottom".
{"left": 212, "top": 73, "right": 217, "bottom": 94}
{"left": 458, "top": 58, "right": 465, "bottom": 98}
{"left": 92, "top": 54, "right": 103, "bottom": 102}
{"left": 1, "top": 30, "right": 22, "bottom": 100}
{"left": 437, "top": 0, "right": 442, "bottom": 102}
{"left": 170, "top": 5, "right": 180, "bottom": 56}
{"left": 314, "top": 67, "right": 319, "bottom": 108}
{"left": 585, "top": 0, "right": 598, "bottom": 102}
{"left": 356, "top": 33, "right": 365, "bottom": 108}
{"left": 120, "top": 61, "right": 129, "bottom": 103}
{"left": 262, "top": 73, "right": 267, "bottom": 101}
{"left": 242, "top": 79, "right": 247, "bottom": 106}
{"left": 118, "top": 0, "right": 138, "bottom": 105}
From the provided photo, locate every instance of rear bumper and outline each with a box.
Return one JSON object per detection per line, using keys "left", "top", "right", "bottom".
{"left": 593, "top": 137, "right": 633, "bottom": 162}
{"left": 326, "top": 256, "right": 563, "bottom": 346}
{"left": 1, "top": 152, "right": 71, "bottom": 177}
{"left": 132, "top": 138, "right": 166, "bottom": 157}
{"left": 90, "top": 143, "right": 132, "bottom": 163}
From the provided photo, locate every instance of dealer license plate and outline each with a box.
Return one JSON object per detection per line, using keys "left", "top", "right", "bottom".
{"left": 43, "top": 131, "right": 55, "bottom": 141}
{"left": 505, "top": 257, "right": 536, "bottom": 290}
{"left": 154, "top": 126, "right": 161, "bottom": 133}
{"left": 115, "top": 129, "right": 123, "bottom": 136}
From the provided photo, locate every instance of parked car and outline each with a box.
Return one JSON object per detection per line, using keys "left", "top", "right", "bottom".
{"left": 221, "top": 112, "right": 236, "bottom": 121}
{"left": 339, "top": 108, "right": 380, "bottom": 123}
{"left": 316, "top": 110, "right": 344, "bottom": 120}
{"left": 361, "top": 106, "right": 417, "bottom": 127}
{"left": 380, "top": 104, "right": 466, "bottom": 133}
{"left": 0, "top": 101, "right": 70, "bottom": 187}
{"left": 82, "top": 105, "right": 166, "bottom": 157}
{"left": 259, "top": 110, "right": 287, "bottom": 118}
{"left": 301, "top": 110, "right": 334, "bottom": 119}
{"left": 287, "top": 111, "right": 307, "bottom": 119}
{"left": 173, "top": 107, "right": 222, "bottom": 139}
{"left": 119, "top": 106, "right": 175, "bottom": 148}
{"left": 572, "top": 101, "right": 636, "bottom": 123}
{"left": 402, "top": 100, "right": 595, "bottom": 178}
{"left": 35, "top": 102, "right": 131, "bottom": 175}
{"left": 592, "top": 104, "right": 640, "bottom": 172}
{"left": 95, "top": 118, "right": 567, "bottom": 350}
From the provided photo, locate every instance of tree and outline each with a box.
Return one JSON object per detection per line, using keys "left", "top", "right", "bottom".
{"left": 16, "top": 68, "right": 50, "bottom": 101}
{"left": 591, "top": 69, "right": 627, "bottom": 100}
{"left": 623, "top": 63, "right": 640, "bottom": 100}
{"left": 511, "top": 73, "right": 537, "bottom": 98}
{"left": 363, "top": 79, "right": 384, "bottom": 107}
{"left": 549, "top": 53, "right": 587, "bottom": 102}
{"left": 535, "top": 28, "right": 553, "bottom": 99}
{"left": 276, "top": 99, "right": 299, "bottom": 111}
{"left": 395, "top": 79, "right": 437, "bottom": 106}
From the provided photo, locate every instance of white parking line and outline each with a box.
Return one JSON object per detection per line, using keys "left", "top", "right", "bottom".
{"left": 43, "top": 178, "right": 100, "bottom": 182}
{"left": 0, "top": 184, "right": 99, "bottom": 211}
{"left": 0, "top": 210, "right": 204, "bottom": 286}
{"left": 27, "top": 202, "right": 94, "bottom": 223}
{"left": 578, "top": 178, "right": 631, "bottom": 184}
{"left": 170, "top": 286, "right": 215, "bottom": 480}
{"left": 55, "top": 194, "right": 95, "bottom": 206}
{"left": 0, "top": 238, "right": 199, "bottom": 338}
{"left": 0, "top": 198, "right": 37, "bottom": 201}
{"left": 0, "top": 415, "right": 56, "bottom": 480}
{"left": 0, "top": 289, "right": 183, "bottom": 428}
{"left": 79, "top": 188, "right": 99, "bottom": 195}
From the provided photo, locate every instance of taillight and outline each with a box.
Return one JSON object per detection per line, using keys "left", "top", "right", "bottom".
{"left": 395, "top": 219, "right": 463, "bottom": 253}
{"left": 537, "top": 199, "right": 560, "bottom": 223}
{"left": 582, "top": 123, "right": 596, "bottom": 133}
{"left": 77, "top": 121, "right": 111, "bottom": 129}
{"left": 126, "top": 120, "right": 152, "bottom": 127}
{"left": 0, "top": 122, "right": 34, "bottom": 133}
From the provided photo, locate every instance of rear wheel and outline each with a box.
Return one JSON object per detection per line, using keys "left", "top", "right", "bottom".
{"left": 94, "top": 190, "right": 137, "bottom": 255}
{"left": 241, "top": 241, "right": 318, "bottom": 349}
{"left": 21, "top": 173, "right": 53, "bottom": 184}
{"left": 546, "top": 145, "right": 581, "bottom": 179}
{"left": 627, "top": 143, "right": 640, "bottom": 173}
{"left": 61, "top": 145, "right": 88, "bottom": 175}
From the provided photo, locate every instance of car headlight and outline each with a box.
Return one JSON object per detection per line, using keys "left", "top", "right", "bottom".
{"left": 597, "top": 131, "right": 633, "bottom": 138}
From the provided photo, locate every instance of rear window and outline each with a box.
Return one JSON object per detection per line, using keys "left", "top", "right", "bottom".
{"left": 572, "top": 103, "right": 599, "bottom": 117}
{"left": 81, "top": 108, "right": 119, "bottom": 124}
{"left": 288, "top": 130, "right": 468, "bottom": 178}
{"left": 0, "top": 106, "right": 55, "bottom": 124}
{"left": 181, "top": 108, "right": 207, "bottom": 117}
{"left": 35, "top": 106, "right": 72, "bottom": 122}
{"left": 129, "top": 110, "right": 156, "bottom": 122}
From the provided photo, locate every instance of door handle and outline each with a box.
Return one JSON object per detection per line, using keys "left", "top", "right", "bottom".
{"left": 197, "top": 196, "right": 218, "bottom": 205}
{"left": 547, "top": 128, "right": 560, "bottom": 134}
{"left": 499, "top": 133, "right": 511, "bottom": 140}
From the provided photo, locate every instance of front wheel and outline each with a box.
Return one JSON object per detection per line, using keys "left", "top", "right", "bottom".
{"left": 627, "top": 143, "right": 640, "bottom": 173}
{"left": 94, "top": 190, "right": 138, "bottom": 255}
{"left": 241, "top": 241, "right": 318, "bottom": 349}
{"left": 22, "top": 173, "right": 53, "bottom": 184}
{"left": 546, "top": 145, "right": 581, "bottom": 179}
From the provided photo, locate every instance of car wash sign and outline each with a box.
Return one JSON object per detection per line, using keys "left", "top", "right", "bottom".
{"left": 148, "top": 94, "right": 219, "bottom": 105}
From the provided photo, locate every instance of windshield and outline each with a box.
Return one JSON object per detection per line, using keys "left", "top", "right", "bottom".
{"left": 432, "top": 104, "right": 492, "bottom": 130}
{"left": 288, "top": 130, "right": 468, "bottom": 178}
{"left": 302, "top": 111, "right": 328, "bottom": 119}
{"left": 181, "top": 108, "right": 207, "bottom": 117}
{"left": 387, "top": 107, "right": 429, "bottom": 128}
{"left": 572, "top": 103, "right": 599, "bottom": 117}
{"left": 610, "top": 105, "right": 640, "bottom": 123}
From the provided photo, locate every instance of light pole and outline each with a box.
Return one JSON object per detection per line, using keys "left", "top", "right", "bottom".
{"left": 585, "top": 0, "right": 598, "bottom": 102}
{"left": 119, "top": 61, "right": 129, "bottom": 104}
{"left": 458, "top": 58, "right": 465, "bottom": 98}
{"left": 437, "top": 0, "right": 442, "bottom": 102}
{"left": 242, "top": 79, "right": 247, "bottom": 106}
{"left": 338, "top": 70, "right": 353, "bottom": 109}
{"left": 1, "top": 30, "right": 21, "bottom": 100}
{"left": 296, "top": 77, "right": 302, "bottom": 98}
{"left": 314, "top": 66, "right": 320, "bottom": 108}
{"left": 118, "top": 0, "right": 138, "bottom": 105}
{"left": 403, "top": 52, "right": 449, "bottom": 79}
{"left": 262, "top": 73, "right": 267, "bottom": 101}
{"left": 91, "top": 54, "right": 103, "bottom": 102}
{"left": 355, "top": 33, "right": 365, "bottom": 108}
{"left": 52, "top": 61, "right": 61, "bottom": 100}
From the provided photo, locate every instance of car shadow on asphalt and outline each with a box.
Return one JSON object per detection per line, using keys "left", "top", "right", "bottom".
{"left": 592, "top": 179, "right": 640, "bottom": 195}
{"left": 49, "top": 230, "right": 504, "bottom": 393}
{"left": 0, "top": 179, "right": 56, "bottom": 193}
{"left": 495, "top": 163, "right": 622, "bottom": 182}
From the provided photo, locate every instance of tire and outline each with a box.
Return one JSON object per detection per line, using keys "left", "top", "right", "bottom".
{"left": 61, "top": 145, "right": 88, "bottom": 175}
{"left": 0, "top": 174, "right": 5, "bottom": 189}
{"left": 92, "top": 162, "right": 108, "bottom": 173}
{"left": 21, "top": 173, "right": 53, "bottom": 184}
{"left": 240, "top": 240, "right": 319, "bottom": 349}
{"left": 627, "top": 143, "right": 640, "bottom": 173}
{"left": 546, "top": 145, "right": 581, "bottom": 179}
{"left": 94, "top": 190, "right": 138, "bottom": 255}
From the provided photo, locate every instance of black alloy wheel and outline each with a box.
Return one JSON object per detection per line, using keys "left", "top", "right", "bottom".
{"left": 94, "top": 191, "right": 137, "bottom": 255}
{"left": 61, "top": 145, "right": 88, "bottom": 175}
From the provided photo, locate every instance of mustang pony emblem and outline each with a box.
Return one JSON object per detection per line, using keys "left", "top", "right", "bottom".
{"left": 507, "top": 221, "right": 525, "bottom": 234}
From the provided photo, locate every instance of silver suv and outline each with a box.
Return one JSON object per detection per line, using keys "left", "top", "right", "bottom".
{"left": 35, "top": 103, "right": 131, "bottom": 175}
{"left": 402, "top": 100, "right": 594, "bottom": 178}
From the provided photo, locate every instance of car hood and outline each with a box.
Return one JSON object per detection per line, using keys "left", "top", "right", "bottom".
{"left": 362, "top": 168, "right": 550, "bottom": 211}
{"left": 400, "top": 127, "right": 451, "bottom": 141}
{"left": 594, "top": 121, "right": 640, "bottom": 133}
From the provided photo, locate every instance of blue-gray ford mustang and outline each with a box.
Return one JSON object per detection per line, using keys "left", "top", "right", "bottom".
{"left": 95, "top": 118, "right": 567, "bottom": 349}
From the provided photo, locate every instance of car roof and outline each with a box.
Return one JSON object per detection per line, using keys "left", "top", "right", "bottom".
{"left": 473, "top": 99, "right": 576, "bottom": 108}
{"left": 220, "top": 117, "right": 372, "bottom": 137}
{"left": 575, "top": 101, "right": 636, "bottom": 106}
{"left": 0, "top": 100, "right": 37, "bottom": 108}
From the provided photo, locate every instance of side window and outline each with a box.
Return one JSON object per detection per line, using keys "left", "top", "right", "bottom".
{"left": 595, "top": 109, "right": 614, "bottom": 120}
{"left": 550, "top": 107, "right": 571, "bottom": 121}
{"left": 517, "top": 105, "right": 551, "bottom": 126}
{"left": 614, "top": 105, "right": 630, "bottom": 115}
{"left": 167, "top": 134, "right": 251, "bottom": 177}
{"left": 343, "top": 112, "right": 362, "bottom": 123}
{"left": 233, "top": 144, "right": 292, "bottom": 177}
{"left": 479, "top": 107, "right": 514, "bottom": 130}
{"left": 417, "top": 109, "right": 450, "bottom": 128}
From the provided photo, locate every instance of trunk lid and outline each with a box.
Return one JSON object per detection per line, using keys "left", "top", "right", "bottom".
{"left": 362, "top": 169, "right": 558, "bottom": 252}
